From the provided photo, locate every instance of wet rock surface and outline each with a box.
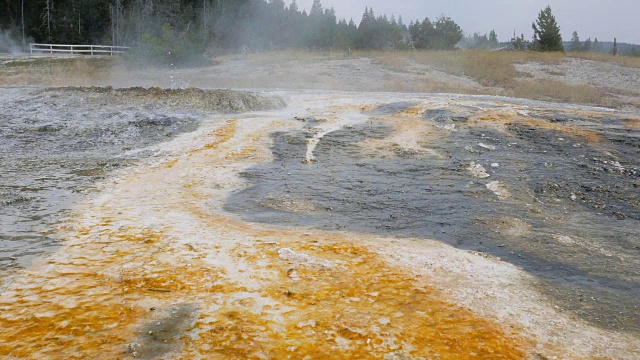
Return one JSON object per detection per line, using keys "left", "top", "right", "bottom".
{"left": 226, "top": 98, "right": 640, "bottom": 334}
{"left": 0, "top": 90, "right": 638, "bottom": 359}
{"left": 0, "top": 86, "right": 284, "bottom": 269}
{"left": 48, "top": 86, "right": 287, "bottom": 113}
{"left": 129, "top": 304, "right": 198, "bottom": 359}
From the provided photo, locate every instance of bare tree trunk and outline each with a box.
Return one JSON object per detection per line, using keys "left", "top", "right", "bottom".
{"left": 110, "top": 4, "right": 115, "bottom": 46}
{"left": 43, "top": 0, "right": 53, "bottom": 42}
{"left": 5, "top": 0, "right": 15, "bottom": 30}
{"left": 21, "top": 0, "right": 25, "bottom": 48}
{"left": 202, "top": 0, "right": 208, "bottom": 42}
{"left": 143, "top": 0, "right": 153, "bottom": 41}
{"left": 110, "top": 0, "right": 123, "bottom": 46}
{"left": 203, "top": 0, "right": 207, "bottom": 29}
{"left": 72, "top": 0, "right": 81, "bottom": 37}
{"left": 137, "top": 0, "right": 143, "bottom": 43}
{"left": 116, "top": 0, "right": 121, "bottom": 46}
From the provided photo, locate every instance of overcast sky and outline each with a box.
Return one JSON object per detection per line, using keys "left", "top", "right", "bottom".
{"left": 292, "top": 0, "right": 640, "bottom": 44}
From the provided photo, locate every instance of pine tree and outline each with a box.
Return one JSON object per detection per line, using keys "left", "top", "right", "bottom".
{"left": 583, "top": 37, "right": 591, "bottom": 52}
{"left": 531, "top": 6, "right": 563, "bottom": 52}
{"left": 433, "top": 16, "right": 463, "bottom": 50}
{"left": 593, "top": 38, "right": 602, "bottom": 52}
{"left": 310, "top": 0, "right": 323, "bottom": 18}
{"left": 288, "top": 0, "right": 298, "bottom": 13}
{"left": 512, "top": 33, "right": 528, "bottom": 50}
{"left": 569, "top": 31, "right": 580, "bottom": 51}
{"left": 409, "top": 18, "right": 434, "bottom": 49}
{"left": 489, "top": 29, "right": 498, "bottom": 47}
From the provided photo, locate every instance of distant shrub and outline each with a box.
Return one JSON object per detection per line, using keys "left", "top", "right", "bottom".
{"left": 127, "top": 23, "right": 210, "bottom": 67}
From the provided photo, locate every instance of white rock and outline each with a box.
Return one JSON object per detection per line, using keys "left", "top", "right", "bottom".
{"left": 478, "top": 143, "right": 496, "bottom": 151}
{"left": 468, "top": 163, "right": 490, "bottom": 178}
{"left": 554, "top": 235, "right": 576, "bottom": 245}
{"left": 486, "top": 181, "right": 511, "bottom": 200}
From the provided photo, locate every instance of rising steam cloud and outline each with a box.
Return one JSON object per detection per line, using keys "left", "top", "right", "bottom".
{"left": 0, "top": 30, "right": 26, "bottom": 54}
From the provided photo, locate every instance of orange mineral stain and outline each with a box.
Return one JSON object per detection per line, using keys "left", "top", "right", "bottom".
{"left": 0, "top": 111, "right": 537, "bottom": 359}
{"left": 199, "top": 119, "right": 238, "bottom": 152}
{"left": 518, "top": 119, "right": 601, "bottom": 143}
{"left": 624, "top": 117, "right": 640, "bottom": 129}
{"left": 470, "top": 108, "right": 602, "bottom": 143}
{"left": 182, "top": 236, "right": 530, "bottom": 359}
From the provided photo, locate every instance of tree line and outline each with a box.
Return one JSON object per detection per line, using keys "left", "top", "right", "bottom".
{"left": 1, "top": 1, "right": 638, "bottom": 62}
{"left": 1, "top": 0, "right": 112, "bottom": 45}
{"left": 506, "top": 6, "right": 638, "bottom": 56}
{"left": 0, "top": 0, "right": 463, "bottom": 60}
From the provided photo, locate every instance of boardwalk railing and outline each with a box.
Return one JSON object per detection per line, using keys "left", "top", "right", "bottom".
{"left": 29, "top": 43, "right": 130, "bottom": 56}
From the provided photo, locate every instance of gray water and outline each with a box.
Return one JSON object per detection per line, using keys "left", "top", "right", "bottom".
{"left": 0, "top": 87, "right": 201, "bottom": 269}
{"left": 2, "top": 87, "right": 638, "bottom": 335}
{"left": 225, "top": 98, "right": 640, "bottom": 333}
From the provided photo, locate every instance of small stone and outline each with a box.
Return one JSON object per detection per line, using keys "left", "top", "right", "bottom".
{"left": 478, "top": 143, "right": 496, "bottom": 151}
{"left": 554, "top": 235, "right": 576, "bottom": 245}
{"left": 467, "top": 162, "right": 490, "bottom": 178}
{"left": 127, "top": 343, "right": 142, "bottom": 358}
{"left": 486, "top": 181, "right": 510, "bottom": 200}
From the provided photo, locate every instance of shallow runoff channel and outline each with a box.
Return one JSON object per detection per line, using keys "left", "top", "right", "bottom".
{"left": 226, "top": 90, "right": 640, "bottom": 334}
{"left": 0, "top": 88, "right": 638, "bottom": 359}
{"left": 0, "top": 86, "right": 282, "bottom": 270}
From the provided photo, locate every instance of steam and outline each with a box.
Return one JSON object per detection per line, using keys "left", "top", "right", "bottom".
{"left": 0, "top": 30, "right": 25, "bottom": 54}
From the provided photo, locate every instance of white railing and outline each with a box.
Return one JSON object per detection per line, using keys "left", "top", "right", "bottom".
{"left": 29, "top": 43, "right": 130, "bottom": 56}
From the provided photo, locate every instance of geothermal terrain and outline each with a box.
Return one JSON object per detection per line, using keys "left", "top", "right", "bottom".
{"left": 0, "top": 53, "right": 639, "bottom": 359}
